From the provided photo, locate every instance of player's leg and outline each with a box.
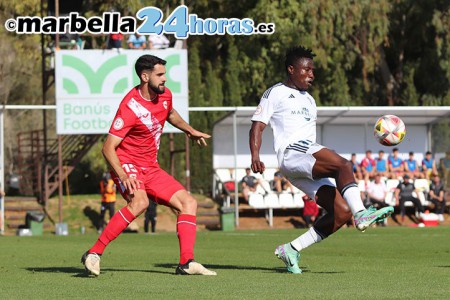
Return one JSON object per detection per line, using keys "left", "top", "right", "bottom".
{"left": 149, "top": 168, "right": 216, "bottom": 275}
{"left": 82, "top": 167, "right": 148, "bottom": 276}
{"left": 82, "top": 190, "right": 148, "bottom": 276}
{"left": 90, "top": 190, "right": 148, "bottom": 253}
{"left": 312, "top": 148, "right": 393, "bottom": 231}
{"left": 313, "top": 185, "right": 352, "bottom": 236}
{"left": 275, "top": 178, "right": 342, "bottom": 274}
{"left": 276, "top": 185, "right": 352, "bottom": 274}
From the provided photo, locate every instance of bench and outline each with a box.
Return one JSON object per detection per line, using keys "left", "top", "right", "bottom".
{"left": 247, "top": 190, "right": 306, "bottom": 227}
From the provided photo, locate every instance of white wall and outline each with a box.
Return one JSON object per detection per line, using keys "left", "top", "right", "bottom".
{"left": 213, "top": 124, "right": 279, "bottom": 169}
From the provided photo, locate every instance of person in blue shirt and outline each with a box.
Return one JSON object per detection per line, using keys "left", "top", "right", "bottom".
{"left": 388, "top": 148, "right": 404, "bottom": 179}
{"left": 375, "top": 150, "right": 389, "bottom": 178}
{"left": 361, "top": 150, "right": 376, "bottom": 182}
{"left": 422, "top": 151, "right": 438, "bottom": 180}
{"left": 127, "top": 33, "right": 147, "bottom": 50}
{"left": 350, "top": 153, "right": 363, "bottom": 180}
{"left": 404, "top": 151, "right": 423, "bottom": 179}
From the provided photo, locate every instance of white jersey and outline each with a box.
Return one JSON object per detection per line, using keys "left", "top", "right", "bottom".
{"left": 251, "top": 82, "right": 318, "bottom": 163}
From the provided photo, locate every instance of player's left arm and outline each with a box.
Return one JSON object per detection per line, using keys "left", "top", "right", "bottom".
{"left": 167, "top": 108, "right": 211, "bottom": 147}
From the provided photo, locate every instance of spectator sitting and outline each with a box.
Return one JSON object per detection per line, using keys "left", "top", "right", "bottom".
{"left": 273, "top": 169, "right": 295, "bottom": 194}
{"left": 439, "top": 151, "right": 450, "bottom": 188}
{"left": 302, "top": 195, "right": 319, "bottom": 228}
{"left": 127, "top": 33, "right": 147, "bottom": 49}
{"left": 375, "top": 150, "right": 389, "bottom": 178}
{"left": 106, "top": 33, "right": 123, "bottom": 50}
{"left": 241, "top": 167, "right": 260, "bottom": 202}
{"left": 404, "top": 151, "right": 423, "bottom": 179}
{"left": 422, "top": 151, "right": 438, "bottom": 180}
{"left": 148, "top": 34, "right": 170, "bottom": 49}
{"left": 367, "top": 173, "right": 389, "bottom": 208}
{"left": 360, "top": 150, "right": 376, "bottom": 182}
{"left": 366, "top": 173, "right": 389, "bottom": 226}
{"left": 394, "top": 174, "right": 425, "bottom": 223}
{"left": 428, "top": 175, "right": 446, "bottom": 222}
{"left": 350, "top": 153, "right": 363, "bottom": 180}
{"left": 388, "top": 147, "right": 404, "bottom": 179}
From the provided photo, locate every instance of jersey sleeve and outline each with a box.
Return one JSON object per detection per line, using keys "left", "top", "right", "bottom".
{"left": 109, "top": 102, "right": 136, "bottom": 139}
{"left": 251, "top": 91, "right": 275, "bottom": 124}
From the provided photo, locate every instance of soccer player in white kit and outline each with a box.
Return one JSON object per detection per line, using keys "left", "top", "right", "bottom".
{"left": 250, "top": 46, "right": 394, "bottom": 274}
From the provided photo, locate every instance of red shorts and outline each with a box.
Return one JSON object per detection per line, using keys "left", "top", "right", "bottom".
{"left": 111, "top": 163, "right": 185, "bottom": 205}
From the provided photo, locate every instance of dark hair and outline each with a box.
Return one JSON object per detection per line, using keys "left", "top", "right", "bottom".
{"left": 393, "top": 148, "right": 399, "bottom": 152}
{"left": 285, "top": 46, "right": 316, "bottom": 73}
{"left": 135, "top": 55, "right": 166, "bottom": 77}
{"left": 409, "top": 151, "right": 414, "bottom": 155}
{"left": 426, "top": 151, "right": 432, "bottom": 155}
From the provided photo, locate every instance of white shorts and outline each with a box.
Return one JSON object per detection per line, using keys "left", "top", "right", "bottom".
{"left": 279, "top": 140, "right": 336, "bottom": 199}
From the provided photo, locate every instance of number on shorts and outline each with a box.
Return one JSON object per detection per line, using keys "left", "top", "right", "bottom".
{"left": 122, "top": 163, "right": 138, "bottom": 173}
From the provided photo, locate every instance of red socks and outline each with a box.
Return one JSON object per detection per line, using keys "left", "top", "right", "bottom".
{"left": 89, "top": 208, "right": 196, "bottom": 265}
{"left": 177, "top": 214, "right": 197, "bottom": 264}
{"left": 89, "top": 206, "right": 136, "bottom": 255}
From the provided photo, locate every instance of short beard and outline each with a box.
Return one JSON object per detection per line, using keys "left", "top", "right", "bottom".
{"left": 149, "top": 83, "right": 165, "bottom": 94}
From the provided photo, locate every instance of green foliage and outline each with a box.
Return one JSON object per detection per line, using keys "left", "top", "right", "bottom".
{"left": 1, "top": 0, "right": 449, "bottom": 194}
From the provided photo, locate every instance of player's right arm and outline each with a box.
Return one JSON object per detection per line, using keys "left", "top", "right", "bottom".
{"left": 250, "top": 90, "right": 275, "bottom": 174}
{"left": 102, "top": 135, "right": 140, "bottom": 194}
{"left": 250, "top": 121, "right": 266, "bottom": 174}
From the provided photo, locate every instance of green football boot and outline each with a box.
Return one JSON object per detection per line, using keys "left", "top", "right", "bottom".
{"left": 354, "top": 205, "right": 394, "bottom": 232}
{"left": 274, "top": 243, "right": 302, "bottom": 274}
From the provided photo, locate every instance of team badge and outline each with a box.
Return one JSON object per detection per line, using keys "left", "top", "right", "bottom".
{"left": 254, "top": 105, "right": 262, "bottom": 115}
{"left": 113, "top": 117, "right": 124, "bottom": 130}
{"left": 163, "top": 101, "right": 168, "bottom": 110}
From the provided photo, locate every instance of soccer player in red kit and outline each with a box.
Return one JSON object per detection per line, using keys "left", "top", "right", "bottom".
{"left": 81, "top": 54, "right": 216, "bottom": 276}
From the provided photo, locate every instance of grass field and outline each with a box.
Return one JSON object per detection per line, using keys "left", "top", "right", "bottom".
{"left": 1, "top": 227, "right": 449, "bottom": 299}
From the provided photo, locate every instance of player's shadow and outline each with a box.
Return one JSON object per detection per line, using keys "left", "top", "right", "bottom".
{"left": 26, "top": 264, "right": 345, "bottom": 276}
{"left": 154, "top": 263, "right": 344, "bottom": 274}
{"left": 286, "top": 217, "right": 306, "bottom": 228}
{"left": 24, "top": 266, "right": 174, "bottom": 277}
{"left": 83, "top": 206, "right": 100, "bottom": 230}
{"left": 155, "top": 263, "right": 287, "bottom": 273}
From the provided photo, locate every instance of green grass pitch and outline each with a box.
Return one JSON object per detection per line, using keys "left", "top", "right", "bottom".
{"left": 1, "top": 227, "right": 449, "bottom": 299}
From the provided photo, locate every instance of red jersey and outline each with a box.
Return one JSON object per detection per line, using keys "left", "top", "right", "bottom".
{"left": 109, "top": 86, "right": 173, "bottom": 168}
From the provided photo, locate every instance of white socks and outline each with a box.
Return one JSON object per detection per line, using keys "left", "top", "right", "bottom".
{"left": 291, "top": 227, "right": 323, "bottom": 251}
{"left": 341, "top": 185, "right": 365, "bottom": 215}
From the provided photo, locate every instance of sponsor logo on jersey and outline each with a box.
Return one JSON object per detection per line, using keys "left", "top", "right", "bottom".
{"left": 291, "top": 107, "right": 313, "bottom": 121}
{"left": 289, "top": 94, "right": 295, "bottom": 98}
{"left": 113, "top": 117, "right": 124, "bottom": 130}
{"left": 163, "top": 101, "right": 168, "bottom": 110}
